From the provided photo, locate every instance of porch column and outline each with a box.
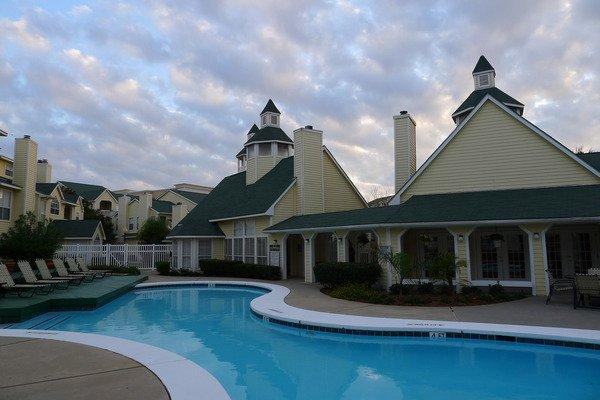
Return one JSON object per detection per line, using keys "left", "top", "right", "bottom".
{"left": 447, "top": 226, "right": 475, "bottom": 290}
{"left": 388, "top": 228, "right": 407, "bottom": 288}
{"left": 519, "top": 224, "right": 552, "bottom": 296}
{"left": 302, "top": 232, "right": 316, "bottom": 283}
{"left": 333, "top": 230, "right": 349, "bottom": 262}
{"left": 269, "top": 233, "right": 287, "bottom": 279}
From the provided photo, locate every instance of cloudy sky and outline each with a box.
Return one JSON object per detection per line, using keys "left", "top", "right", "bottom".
{"left": 0, "top": 0, "right": 598, "bottom": 199}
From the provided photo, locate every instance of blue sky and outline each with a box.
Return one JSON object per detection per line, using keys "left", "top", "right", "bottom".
{"left": 0, "top": 0, "right": 598, "bottom": 199}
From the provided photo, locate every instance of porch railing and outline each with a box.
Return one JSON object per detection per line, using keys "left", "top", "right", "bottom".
{"left": 56, "top": 244, "right": 172, "bottom": 270}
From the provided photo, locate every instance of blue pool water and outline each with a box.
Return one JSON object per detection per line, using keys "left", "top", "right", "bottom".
{"left": 13, "top": 286, "right": 600, "bottom": 399}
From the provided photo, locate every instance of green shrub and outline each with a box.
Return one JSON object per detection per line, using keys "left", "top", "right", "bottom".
{"left": 0, "top": 212, "right": 64, "bottom": 260}
{"left": 417, "top": 281, "right": 434, "bottom": 294}
{"left": 488, "top": 282, "right": 504, "bottom": 297}
{"left": 200, "top": 259, "right": 281, "bottom": 280}
{"left": 89, "top": 265, "right": 140, "bottom": 275}
{"left": 389, "top": 283, "right": 403, "bottom": 295}
{"left": 461, "top": 285, "right": 482, "bottom": 295}
{"left": 329, "top": 283, "right": 392, "bottom": 304}
{"left": 177, "top": 268, "right": 202, "bottom": 277}
{"left": 155, "top": 261, "right": 171, "bottom": 275}
{"left": 313, "top": 262, "right": 382, "bottom": 288}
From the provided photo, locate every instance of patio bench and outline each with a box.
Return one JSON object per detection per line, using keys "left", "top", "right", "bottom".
{"left": 574, "top": 274, "right": 600, "bottom": 309}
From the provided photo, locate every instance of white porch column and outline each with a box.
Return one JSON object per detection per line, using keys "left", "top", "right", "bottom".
{"left": 333, "top": 230, "right": 349, "bottom": 262}
{"left": 302, "top": 232, "right": 316, "bottom": 283}
{"left": 447, "top": 226, "right": 476, "bottom": 291}
{"left": 519, "top": 224, "right": 552, "bottom": 296}
{"left": 373, "top": 228, "right": 407, "bottom": 288}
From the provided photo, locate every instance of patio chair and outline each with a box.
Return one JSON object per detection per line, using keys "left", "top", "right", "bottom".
{"left": 16, "top": 261, "right": 68, "bottom": 290}
{"left": 574, "top": 274, "right": 600, "bottom": 309}
{"left": 52, "top": 258, "right": 93, "bottom": 283}
{"left": 545, "top": 270, "right": 574, "bottom": 305}
{"left": 65, "top": 258, "right": 101, "bottom": 280}
{"left": 0, "top": 262, "right": 47, "bottom": 297}
{"left": 76, "top": 257, "right": 111, "bottom": 278}
{"left": 588, "top": 268, "right": 600, "bottom": 276}
{"left": 35, "top": 259, "right": 84, "bottom": 286}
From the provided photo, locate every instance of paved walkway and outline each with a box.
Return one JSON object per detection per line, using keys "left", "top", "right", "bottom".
{"left": 0, "top": 336, "right": 169, "bottom": 400}
{"left": 147, "top": 275, "right": 600, "bottom": 330}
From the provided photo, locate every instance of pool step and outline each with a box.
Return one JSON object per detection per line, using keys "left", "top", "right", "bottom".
{"left": 10, "top": 313, "right": 62, "bottom": 330}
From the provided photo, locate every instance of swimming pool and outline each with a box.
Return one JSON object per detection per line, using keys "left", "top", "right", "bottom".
{"left": 11, "top": 284, "right": 600, "bottom": 399}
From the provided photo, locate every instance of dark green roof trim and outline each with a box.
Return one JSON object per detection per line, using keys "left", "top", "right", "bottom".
{"left": 36, "top": 182, "right": 58, "bottom": 196}
{"left": 171, "top": 189, "right": 208, "bottom": 205}
{"left": 245, "top": 126, "right": 293, "bottom": 145}
{"left": 168, "top": 157, "right": 295, "bottom": 237}
{"left": 236, "top": 148, "right": 245, "bottom": 157}
{"left": 261, "top": 99, "right": 280, "bottom": 114}
{"left": 453, "top": 87, "right": 523, "bottom": 118}
{"left": 473, "top": 55, "right": 494, "bottom": 73}
{"left": 248, "top": 124, "right": 260, "bottom": 134}
{"left": 266, "top": 185, "right": 600, "bottom": 232}
{"left": 577, "top": 152, "right": 600, "bottom": 173}
{"left": 152, "top": 199, "right": 173, "bottom": 214}
{"left": 59, "top": 181, "right": 112, "bottom": 202}
{"left": 52, "top": 219, "right": 103, "bottom": 239}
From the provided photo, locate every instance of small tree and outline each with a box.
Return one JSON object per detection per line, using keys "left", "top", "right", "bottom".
{"left": 380, "top": 251, "right": 414, "bottom": 296}
{"left": 429, "top": 252, "right": 457, "bottom": 289}
{"left": 0, "top": 212, "right": 64, "bottom": 260}
{"left": 137, "top": 217, "right": 169, "bottom": 244}
{"left": 82, "top": 200, "right": 116, "bottom": 244}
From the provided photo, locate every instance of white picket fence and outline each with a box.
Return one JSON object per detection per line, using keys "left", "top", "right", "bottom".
{"left": 57, "top": 244, "right": 172, "bottom": 270}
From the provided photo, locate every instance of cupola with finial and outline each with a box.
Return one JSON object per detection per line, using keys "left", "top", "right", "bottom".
{"left": 472, "top": 55, "right": 496, "bottom": 89}
{"left": 260, "top": 99, "right": 281, "bottom": 128}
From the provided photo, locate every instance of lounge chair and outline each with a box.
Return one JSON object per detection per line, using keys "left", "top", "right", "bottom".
{"left": 65, "top": 258, "right": 100, "bottom": 280}
{"left": 17, "top": 260, "right": 69, "bottom": 290}
{"left": 545, "top": 270, "right": 573, "bottom": 305}
{"left": 574, "top": 274, "right": 600, "bottom": 309}
{"left": 588, "top": 268, "right": 600, "bottom": 276}
{"left": 35, "top": 259, "right": 84, "bottom": 286}
{"left": 52, "top": 258, "right": 93, "bottom": 283}
{"left": 76, "top": 257, "right": 111, "bottom": 278}
{"left": 0, "top": 262, "right": 48, "bottom": 297}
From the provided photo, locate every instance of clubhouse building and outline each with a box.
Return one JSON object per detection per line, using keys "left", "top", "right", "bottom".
{"left": 168, "top": 56, "right": 600, "bottom": 296}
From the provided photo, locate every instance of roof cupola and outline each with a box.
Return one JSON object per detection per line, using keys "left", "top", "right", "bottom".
{"left": 472, "top": 55, "right": 495, "bottom": 90}
{"left": 260, "top": 99, "right": 281, "bottom": 128}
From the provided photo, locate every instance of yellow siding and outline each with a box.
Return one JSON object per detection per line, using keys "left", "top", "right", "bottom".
{"left": 402, "top": 101, "right": 599, "bottom": 201}
{"left": 255, "top": 216, "right": 271, "bottom": 235}
{"left": 272, "top": 183, "right": 297, "bottom": 225}
{"left": 394, "top": 115, "right": 416, "bottom": 192}
{"left": 0, "top": 159, "right": 12, "bottom": 180}
{"left": 323, "top": 152, "right": 364, "bottom": 212}
{"left": 256, "top": 156, "right": 276, "bottom": 181}
{"left": 219, "top": 220, "right": 234, "bottom": 237}
{"left": 158, "top": 191, "right": 196, "bottom": 210}
{"left": 212, "top": 238, "right": 224, "bottom": 259}
{"left": 294, "top": 129, "right": 323, "bottom": 214}
{"left": 12, "top": 138, "right": 37, "bottom": 217}
{"left": 246, "top": 157, "right": 257, "bottom": 185}
{"left": 92, "top": 190, "right": 117, "bottom": 211}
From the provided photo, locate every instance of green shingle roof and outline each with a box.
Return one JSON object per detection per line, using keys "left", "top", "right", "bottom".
{"left": 169, "top": 157, "right": 295, "bottom": 237}
{"left": 36, "top": 182, "right": 58, "bottom": 196}
{"left": 577, "top": 152, "right": 600, "bottom": 173}
{"left": 473, "top": 55, "right": 494, "bottom": 73}
{"left": 248, "top": 124, "right": 260, "bottom": 134}
{"left": 266, "top": 185, "right": 600, "bottom": 232}
{"left": 261, "top": 99, "right": 280, "bottom": 114}
{"left": 245, "top": 126, "right": 293, "bottom": 145}
{"left": 152, "top": 199, "right": 173, "bottom": 213}
{"left": 59, "top": 181, "right": 109, "bottom": 202}
{"left": 52, "top": 219, "right": 102, "bottom": 239}
{"left": 452, "top": 87, "right": 524, "bottom": 118}
{"left": 172, "top": 189, "right": 208, "bottom": 205}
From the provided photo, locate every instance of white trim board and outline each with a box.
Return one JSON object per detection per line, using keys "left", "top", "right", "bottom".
{"left": 390, "top": 95, "right": 600, "bottom": 205}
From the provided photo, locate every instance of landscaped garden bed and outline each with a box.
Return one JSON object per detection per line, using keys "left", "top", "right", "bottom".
{"left": 155, "top": 259, "right": 281, "bottom": 280}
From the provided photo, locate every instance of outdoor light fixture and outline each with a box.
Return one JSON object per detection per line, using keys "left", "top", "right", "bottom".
{"left": 533, "top": 233, "right": 540, "bottom": 239}
{"left": 458, "top": 234, "right": 464, "bottom": 242}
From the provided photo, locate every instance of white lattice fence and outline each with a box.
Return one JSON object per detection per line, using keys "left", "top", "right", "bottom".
{"left": 56, "top": 244, "right": 172, "bottom": 270}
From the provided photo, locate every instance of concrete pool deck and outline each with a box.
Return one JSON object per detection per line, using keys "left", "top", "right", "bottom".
{"left": 0, "top": 336, "right": 169, "bottom": 400}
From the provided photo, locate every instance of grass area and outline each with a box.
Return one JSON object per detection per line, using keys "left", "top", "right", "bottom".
{"left": 323, "top": 283, "right": 530, "bottom": 307}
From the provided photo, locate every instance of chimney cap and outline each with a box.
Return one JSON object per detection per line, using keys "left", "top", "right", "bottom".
{"left": 24, "top": 134, "right": 31, "bottom": 139}
{"left": 38, "top": 159, "right": 48, "bottom": 163}
{"left": 400, "top": 110, "right": 408, "bottom": 115}
{"left": 305, "top": 125, "right": 313, "bottom": 129}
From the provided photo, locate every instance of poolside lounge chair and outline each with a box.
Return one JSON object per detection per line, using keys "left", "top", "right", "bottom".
{"left": 17, "top": 261, "right": 68, "bottom": 290}
{"left": 35, "top": 259, "right": 84, "bottom": 286}
{"left": 0, "top": 262, "right": 48, "bottom": 297}
{"left": 574, "top": 274, "right": 600, "bottom": 309}
{"left": 545, "top": 270, "right": 573, "bottom": 305}
{"left": 76, "top": 257, "right": 111, "bottom": 278}
{"left": 588, "top": 268, "right": 600, "bottom": 276}
{"left": 65, "top": 258, "right": 101, "bottom": 280}
{"left": 52, "top": 258, "right": 93, "bottom": 283}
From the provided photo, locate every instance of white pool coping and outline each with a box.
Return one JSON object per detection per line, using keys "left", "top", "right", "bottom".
{"left": 0, "top": 329, "right": 231, "bottom": 400}
{"left": 137, "top": 280, "right": 600, "bottom": 345}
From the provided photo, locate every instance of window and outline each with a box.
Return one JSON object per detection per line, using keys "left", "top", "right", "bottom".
{"left": 128, "top": 217, "right": 134, "bottom": 231}
{"left": 234, "top": 220, "right": 244, "bottom": 236}
{"left": 258, "top": 143, "right": 271, "bottom": 156}
{"left": 507, "top": 234, "right": 526, "bottom": 279}
{"left": 172, "top": 241, "right": 179, "bottom": 268}
{"left": 198, "top": 239, "right": 211, "bottom": 261}
{"left": 244, "top": 220, "right": 255, "bottom": 236}
{"left": 233, "top": 238, "right": 243, "bottom": 261}
{"left": 4, "top": 165, "right": 13, "bottom": 177}
{"left": 479, "top": 74, "right": 489, "bottom": 86}
{"left": 99, "top": 200, "right": 112, "bottom": 211}
{"left": 573, "top": 232, "right": 592, "bottom": 274}
{"left": 480, "top": 236, "right": 499, "bottom": 279}
{"left": 546, "top": 234, "right": 562, "bottom": 278}
{"left": 270, "top": 115, "right": 278, "bottom": 125}
{"left": 50, "top": 200, "right": 60, "bottom": 215}
{"left": 225, "top": 239, "right": 233, "bottom": 260}
{"left": 232, "top": 219, "right": 259, "bottom": 263}
{"left": 136, "top": 216, "right": 139, "bottom": 229}
{"left": 0, "top": 189, "right": 11, "bottom": 220}
{"left": 257, "top": 237, "right": 267, "bottom": 265}
{"left": 244, "top": 237, "right": 255, "bottom": 263}
{"left": 247, "top": 145, "right": 256, "bottom": 158}
{"left": 277, "top": 143, "right": 289, "bottom": 157}
{"left": 181, "top": 240, "right": 191, "bottom": 268}
{"left": 261, "top": 115, "right": 267, "bottom": 126}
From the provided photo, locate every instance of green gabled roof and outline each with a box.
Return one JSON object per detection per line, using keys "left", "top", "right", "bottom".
{"left": 52, "top": 219, "right": 102, "bottom": 239}
{"left": 245, "top": 126, "right": 293, "bottom": 145}
{"left": 473, "top": 55, "right": 494, "bottom": 73}
{"left": 261, "top": 99, "right": 280, "bottom": 114}
{"left": 266, "top": 185, "right": 600, "bottom": 232}
{"left": 172, "top": 189, "right": 208, "bottom": 205}
{"left": 152, "top": 199, "right": 173, "bottom": 214}
{"left": 452, "top": 87, "right": 524, "bottom": 118}
{"left": 169, "top": 157, "right": 295, "bottom": 237}
{"left": 248, "top": 124, "right": 260, "bottom": 134}
{"left": 577, "top": 152, "right": 600, "bottom": 173}
{"left": 36, "top": 182, "right": 58, "bottom": 196}
{"left": 236, "top": 148, "right": 246, "bottom": 157}
{"left": 59, "top": 181, "right": 109, "bottom": 202}
{"left": 62, "top": 189, "right": 80, "bottom": 204}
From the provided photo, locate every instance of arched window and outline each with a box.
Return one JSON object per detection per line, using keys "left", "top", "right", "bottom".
{"left": 99, "top": 200, "right": 112, "bottom": 211}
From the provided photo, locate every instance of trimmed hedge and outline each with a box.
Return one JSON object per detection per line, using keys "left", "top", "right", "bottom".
{"left": 313, "top": 262, "right": 382, "bottom": 288}
{"left": 200, "top": 259, "right": 281, "bottom": 280}
{"left": 155, "top": 261, "right": 171, "bottom": 275}
{"left": 89, "top": 265, "right": 140, "bottom": 275}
